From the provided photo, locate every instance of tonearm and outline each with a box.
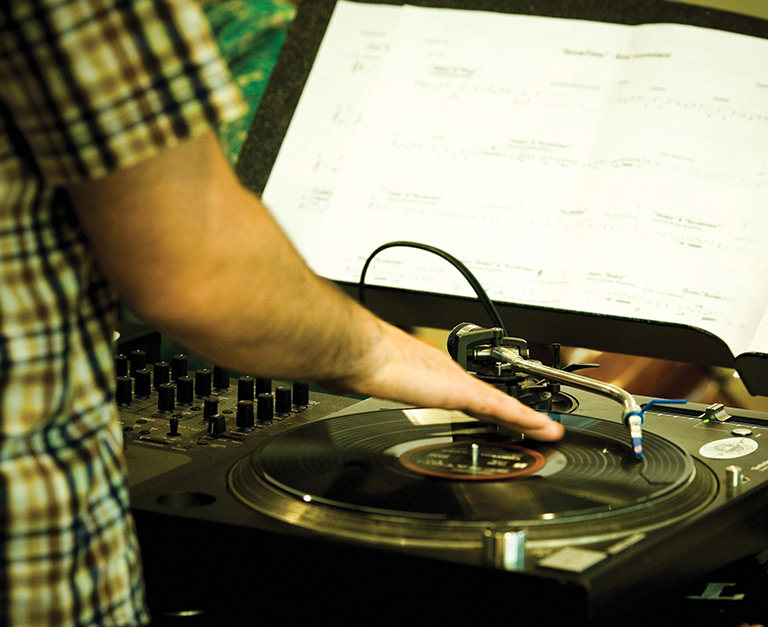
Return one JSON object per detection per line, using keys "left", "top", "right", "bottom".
{"left": 447, "top": 323, "right": 645, "bottom": 459}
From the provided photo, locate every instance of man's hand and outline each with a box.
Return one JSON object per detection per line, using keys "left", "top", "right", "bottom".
{"left": 325, "top": 321, "right": 564, "bottom": 440}
{"left": 68, "top": 131, "right": 563, "bottom": 441}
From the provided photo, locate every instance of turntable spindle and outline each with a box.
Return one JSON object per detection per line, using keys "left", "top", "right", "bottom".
{"left": 471, "top": 442, "right": 480, "bottom": 467}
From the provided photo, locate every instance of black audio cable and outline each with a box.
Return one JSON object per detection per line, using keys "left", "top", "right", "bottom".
{"left": 357, "top": 240, "right": 507, "bottom": 335}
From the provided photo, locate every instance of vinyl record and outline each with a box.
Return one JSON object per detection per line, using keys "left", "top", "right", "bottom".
{"left": 228, "top": 409, "right": 717, "bottom": 549}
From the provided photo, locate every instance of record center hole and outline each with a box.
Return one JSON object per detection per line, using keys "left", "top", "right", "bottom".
{"left": 156, "top": 491, "right": 216, "bottom": 508}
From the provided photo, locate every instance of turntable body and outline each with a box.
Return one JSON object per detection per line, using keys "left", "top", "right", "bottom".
{"left": 123, "top": 376, "right": 768, "bottom": 626}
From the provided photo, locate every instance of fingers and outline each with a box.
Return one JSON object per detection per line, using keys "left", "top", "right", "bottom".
{"left": 461, "top": 383, "right": 565, "bottom": 441}
{"left": 333, "top": 323, "right": 565, "bottom": 441}
{"left": 466, "top": 408, "right": 565, "bottom": 441}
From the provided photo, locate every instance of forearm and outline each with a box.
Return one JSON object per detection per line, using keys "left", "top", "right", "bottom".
{"left": 68, "top": 131, "right": 563, "bottom": 440}
{"left": 69, "top": 132, "right": 383, "bottom": 382}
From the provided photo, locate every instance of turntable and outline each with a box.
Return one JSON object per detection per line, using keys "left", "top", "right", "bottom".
{"left": 121, "top": 325, "right": 768, "bottom": 627}
{"left": 122, "top": 0, "right": 768, "bottom": 621}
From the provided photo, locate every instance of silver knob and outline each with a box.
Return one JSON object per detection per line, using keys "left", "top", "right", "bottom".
{"left": 483, "top": 526, "right": 526, "bottom": 571}
{"left": 725, "top": 465, "right": 743, "bottom": 488}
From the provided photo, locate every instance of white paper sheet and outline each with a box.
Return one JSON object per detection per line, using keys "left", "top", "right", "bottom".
{"left": 262, "top": 1, "right": 768, "bottom": 357}
{"left": 262, "top": 1, "right": 402, "bottom": 253}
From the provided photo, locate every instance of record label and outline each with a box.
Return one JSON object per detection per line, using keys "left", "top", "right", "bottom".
{"left": 399, "top": 441, "right": 546, "bottom": 480}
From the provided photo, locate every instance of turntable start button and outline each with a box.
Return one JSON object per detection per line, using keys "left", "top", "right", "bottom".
{"left": 731, "top": 427, "right": 753, "bottom": 437}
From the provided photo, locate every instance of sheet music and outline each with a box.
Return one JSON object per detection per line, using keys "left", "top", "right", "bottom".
{"left": 262, "top": 1, "right": 402, "bottom": 252}
{"left": 262, "top": 1, "right": 768, "bottom": 358}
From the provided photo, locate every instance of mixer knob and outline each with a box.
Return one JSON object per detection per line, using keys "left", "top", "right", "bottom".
{"left": 256, "top": 377, "right": 272, "bottom": 396}
{"left": 116, "top": 376, "right": 132, "bottom": 406}
{"left": 213, "top": 366, "right": 230, "bottom": 390}
{"left": 208, "top": 413, "right": 227, "bottom": 436}
{"left": 293, "top": 382, "right": 309, "bottom": 410}
{"left": 203, "top": 397, "right": 219, "bottom": 422}
{"left": 167, "top": 415, "right": 181, "bottom": 437}
{"left": 236, "top": 400, "right": 255, "bottom": 431}
{"left": 171, "top": 354, "right": 188, "bottom": 382}
{"left": 275, "top": 386, "right": 292, "bottom": 417}
{"left": 158, "top": 383, "right": 175, "bottom": 412}
{"left": 257, "top": 393, "right": 274, "bottom": 423}
{"left": 129, "top": 350, "right": 147, "bottom": 377}
{"left": 195, "top": 369, "right": 212, "bottom": 397}
{"left": 238, "top": 376, "right": 255, "bottom": 402}
{"left": 114, "top": 353, "right": 128, "bottom": 377}
{"left": 134, "top": 368, "right": 152, "bottom": 398}
{"left": 153, "top": 361, "right": 170, "bottom": 389}
{"left": 177, "top": 375, "right": 194, "bottom": 405}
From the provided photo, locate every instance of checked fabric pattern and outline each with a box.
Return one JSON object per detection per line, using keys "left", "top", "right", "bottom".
{"left": 0, "top": 0, "right": 245, "bottom": 623}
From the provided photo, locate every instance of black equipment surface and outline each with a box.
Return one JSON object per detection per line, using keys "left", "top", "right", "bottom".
{"left": 122, "top": 362, "right": 768, "bottom": 626}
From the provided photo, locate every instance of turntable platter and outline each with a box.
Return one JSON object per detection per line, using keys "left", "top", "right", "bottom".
{"left": 228, "top": 409, "right": 717, "bottom": 550}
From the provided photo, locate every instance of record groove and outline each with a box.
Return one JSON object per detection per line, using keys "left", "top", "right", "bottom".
{"left": 228, "top": 409, "right": 717, "bottom": 549}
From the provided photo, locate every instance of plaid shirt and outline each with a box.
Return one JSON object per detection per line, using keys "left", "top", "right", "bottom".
{"left": 0, "top": 0, "right": 245, "bottom": 624}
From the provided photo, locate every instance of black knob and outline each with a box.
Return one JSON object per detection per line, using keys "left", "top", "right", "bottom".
{"left": 134, "top": 368, "right": 151, "bottom": 398}
{"left": 208, "top": 413, "right": 227, "bottom": 436}
{"left": 257, "top": 393, "right": 274, "bottom": 423}
{"left": 167, "top": 415, "right": 181, "bottom": 437}
{"left": 171, "top": 354, "right": 188, "bottom": 382}
{"left": 158, "top": 383, "right": 175, "bottom": 412}
{"left": 203, "top": 397, "right": 219, "bottom": 422}
{"left": 236, "top": 400, "right": 255, "bottom": 431}
{"left": 195, "top": 369, "right": 212, "bottom": 397}
{"left": 256, "top": 377, "right": 272, "bottom": 396}
{"left": 130, "top": 350, "right": 147, "bottom": 377}
{"left": 177, "top": 375, "right": 194, "bottom": 405}
{"left": 275, "top": 386, "right": 292, "bottom": 417}
{"left": 114, "top": 354, "right": 128, "bottom": 377}
{"left": 293, "top": 382, "right": 309, "bottom": 410}
{"left": 153, "top": 361, "right": 170, "bottom": 389}
{"left": 237, "top": 376, "right": 255, "bottom": 402}
{"left": 116, "top": 376, "right": 132, "bottom": 405}
{"left": 213, "top": 366, "right": 230, "bottom": 390}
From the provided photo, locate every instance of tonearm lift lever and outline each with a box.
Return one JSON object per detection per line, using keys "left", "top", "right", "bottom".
{"left": 448, "top": 323, "right": 645, "bottom": 460}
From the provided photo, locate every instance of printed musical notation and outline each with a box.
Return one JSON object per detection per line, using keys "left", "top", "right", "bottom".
{"left": 263, "top": 2, "right": 768, "bottom": 358}
{"left": 262, "top": 2, "right": 402, "bottom": 254}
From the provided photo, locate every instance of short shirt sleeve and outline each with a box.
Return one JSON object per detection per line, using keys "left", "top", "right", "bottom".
{"left": 0, "top": 0, "right": 248, "bottom": 185}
